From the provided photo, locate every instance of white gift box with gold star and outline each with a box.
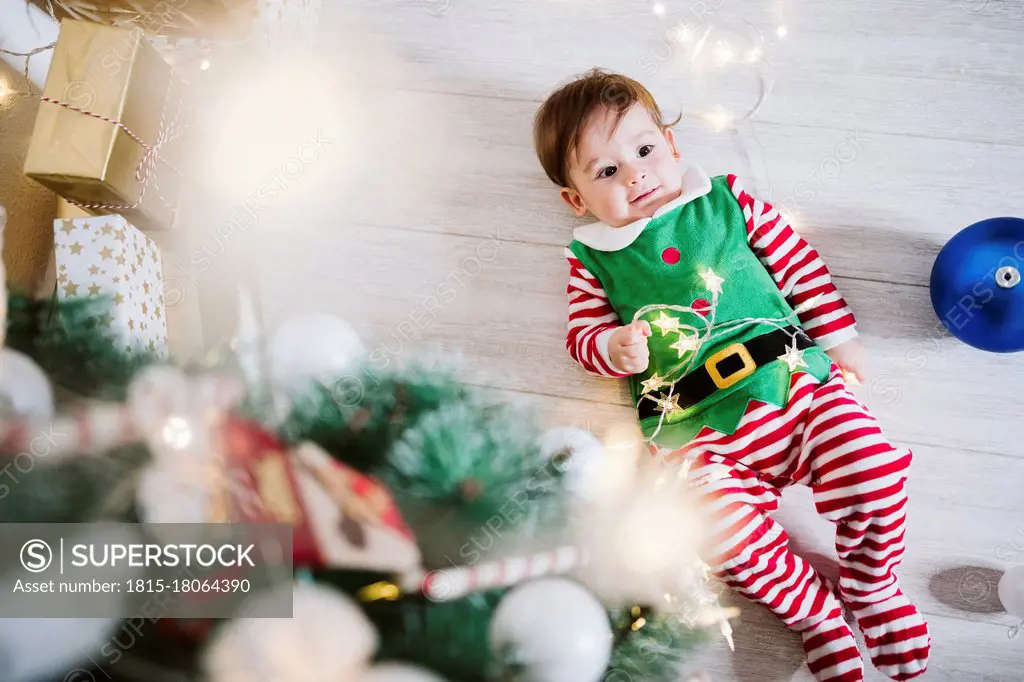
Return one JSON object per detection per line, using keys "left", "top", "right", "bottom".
{"left": 54, "top": 214, "right": 167, "bottom": 357}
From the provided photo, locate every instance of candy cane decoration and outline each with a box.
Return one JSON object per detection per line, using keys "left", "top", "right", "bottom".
{"left": 416, "top": 546, "right": 587, "bottom": 602}
{"left": 0, "top": 372, "right": 243, "bottom": 460}
{"left": 0, "top": 402, "right": 139, "bottom": 459}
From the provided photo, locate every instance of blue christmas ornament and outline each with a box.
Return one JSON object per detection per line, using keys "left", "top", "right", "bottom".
{"left": 930, "top": 217, "right": 1024, "bottom": 352}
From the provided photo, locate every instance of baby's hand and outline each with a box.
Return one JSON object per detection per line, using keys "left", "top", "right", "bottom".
{"left": 826, "top": 338, "right": 867, "bottom": 385}
{"left": 609, "top": 320, "right": 652, "bottom": 374}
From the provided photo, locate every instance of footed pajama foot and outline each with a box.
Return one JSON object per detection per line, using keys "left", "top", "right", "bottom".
{"left": 797, "top": 607, "right": 865, "bottom": 682}
{"left": 848, "top": 590, "right": 930, "bottom": 680}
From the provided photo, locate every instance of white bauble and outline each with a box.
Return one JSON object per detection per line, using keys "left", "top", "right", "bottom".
{"left": 538, "top": 427, "right": 604, "bottom": 500}
{"left": 268, "top": 313, "right": 365, "bottom": 394}
{"left": 0, "top": 617, "right": 118, "bottom": 682}
{"left": 490, "top": 578, "right": 612, "bottom": 682}
{"left": 128, "top": 365, "right": 192, "bottom": 433}
{"left": 363, "top": 663, "right": 448, "bottom": 682}
{"left": 204, "top": 582, "right": 377, "bottom": 682}
{"left": 547, "top": 423, "right": 640, "bottom": 504}
{"left": 0, "top": 348, "right": 54, "bottom": 421}
{"left": 998, "top": 565, "right": 1024, "bottom": 619}
{"left": 0, "top": 525, "right": 142, "bottom": 682}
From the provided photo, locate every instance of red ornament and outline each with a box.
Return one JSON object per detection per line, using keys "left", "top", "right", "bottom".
{"left": 661, "top": 247, "right": 681, "bottom": 265}
{"left": 214, "top": 416, "right": 420, "bottom": 573}
{"left": 692, "top": 298, "right": 712, "bottom": 317}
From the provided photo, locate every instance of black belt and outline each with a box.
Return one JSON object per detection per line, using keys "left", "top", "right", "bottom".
{"left": 638, "top": 326, "right": 815, "bottom": 420}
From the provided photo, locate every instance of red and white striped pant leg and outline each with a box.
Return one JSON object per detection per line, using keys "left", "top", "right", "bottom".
{"left": 677, "top": 425, "right": 864, "bottom": 680}
{"left": 796, "top": 371, "right": 930, "bottom": 680}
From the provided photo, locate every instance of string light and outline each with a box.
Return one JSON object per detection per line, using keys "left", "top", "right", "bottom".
{"left": 653, "top": 311, "right": 683, "bottom": 335}
{"left": 711, "top": 40, "right": 735, "bottom": 66}
{"left": 776, "top": 25, "right": 789, "bottom": 38}
{"left": 670, "top": 333, "right": 700, "bottom": 358}
{"left": 673, "top": 19, "right": 774, "bottom": 135}
{"left": 780, "top": 209, "right": 802, "bottom": 232}
{"left": 199, "top": 59, "right": 211, "bottom": 71}
{"left": 632, "top": 260, "right": 832, "bottom": 448}
{"left": 357, "top": 581, "right": 402, "bottom": 602}
{"left": 702, "top": 105, "right": 735, "bottom": 133}
{"left": 779, "top": 341, "right": 808, "bottom": 371}
{"left": 652, "top": 1, "right": 666, "bottom": 16}
{"left": 700, "top": 268, "right": 726, "bottom": 294}
{"left": 161, "top": 415, "right": 194, "bottom": 450}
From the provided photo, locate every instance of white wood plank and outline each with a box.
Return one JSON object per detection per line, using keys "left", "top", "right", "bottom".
{"left": 277, "top": 85, "right": 1024, "bottom": 290}
{"left": 324, "top": 0, "right": 1024, "bottom": 144}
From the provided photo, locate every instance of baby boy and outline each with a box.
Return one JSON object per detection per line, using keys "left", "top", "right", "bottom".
{"left": 533, "top": 69, "right": 929, "bottom": 682}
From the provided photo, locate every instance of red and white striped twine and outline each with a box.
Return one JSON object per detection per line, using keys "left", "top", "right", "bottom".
{"left": 39, "top": 80, "right": 187, "bottom": 215}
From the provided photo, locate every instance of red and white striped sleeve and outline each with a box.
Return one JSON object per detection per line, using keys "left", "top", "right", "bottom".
{"left": 564, "top": 247, "right": 631, "bottom": 378}
{"left": 727, "top": 175, "right": 858, "bottom": 350}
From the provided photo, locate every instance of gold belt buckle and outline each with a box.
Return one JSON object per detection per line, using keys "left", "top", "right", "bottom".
{"left": 705, "top": 342, "right": 756, "bottom": 390}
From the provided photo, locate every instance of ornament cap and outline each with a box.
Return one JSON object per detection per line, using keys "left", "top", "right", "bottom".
{"left": 996, "top": 265, "right": 1021, "bottom": 289}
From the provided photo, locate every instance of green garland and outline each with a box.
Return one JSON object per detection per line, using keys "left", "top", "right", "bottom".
{"left": 607, "top": 606, "right": 711, "bottom": 682}
{"left": 280, "top": 358, "right": 567, "bottom": 529}
{"left": 277, "top": 357, "right": 476, "bottom": 473}
{"left": 1, "top": 293, "right": 711, "bottom": 682}
{"left": 385, "top": 398, "right": 562, "bottom": 527}
{"left": 6, "top": 294, "right": 162, "bottom": 401}
{"left": 0, "top": 444, "right": 150, "bottom": 526}
{"left": 374, "top": 590, "right": 503, "bottom": 681}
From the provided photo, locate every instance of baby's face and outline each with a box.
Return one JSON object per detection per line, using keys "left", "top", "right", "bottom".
{"left": 561, "top": 102, "right": 683, "bottom": 228}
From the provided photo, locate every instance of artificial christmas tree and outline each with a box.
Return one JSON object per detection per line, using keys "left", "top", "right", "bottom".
{"left": 0, "top": 294, "right": 722, "bottom": 682}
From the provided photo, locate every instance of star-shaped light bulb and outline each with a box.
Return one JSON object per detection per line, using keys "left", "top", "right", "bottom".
{"left": 778, "top": 340, "right": 807, "bottom": 371}
{"left": 700, "top": 268, "right": 725, "bottom": 294}
{"left": 670, "top": 333, "right": 700, "bottom": 358}
{"left": 652, "top": 311, "right": 682, "bottom": 335}
{"left": 712, "top": 40, "right": 735, "bottom": 66}
{"left": 794, "top": 293, "right": 824, "bottom": 315}
{"left": 652, "top": 393, "right": 683, "bottom": 417}
{"left": 161, "top": 415, "right": 194, "bottom": 450}
{"left": 703, "top": 106, "right": 735, "bottom": 133}
{"left": 641, "top": 373, "right": 667, "bottom": 394}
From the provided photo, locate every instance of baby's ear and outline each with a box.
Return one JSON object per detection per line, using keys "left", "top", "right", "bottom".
{"left": 664, "top": 127, "right": 681, "bottom": 160}
{"left": 560, "top": 187, "right": 588, "bottom": 217}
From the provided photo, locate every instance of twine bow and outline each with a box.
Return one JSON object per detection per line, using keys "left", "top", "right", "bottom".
{"left": 40, "top": 80, "right": 188, "bottom": 216}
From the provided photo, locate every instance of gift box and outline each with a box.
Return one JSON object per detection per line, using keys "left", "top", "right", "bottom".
{"left": 54, "top": 214, "right": 168, "bottom": 356}
{"left": 212, "top": 416, "right": 421, "bottom": 574}
{"left": 28, "top": 0, "right": 258, "bottom": 40}
{"left": 0, "top": 60, "right": 58, "bottom": 299}
{"left": 23, "top": 19, "right": 188, "bottom": 232}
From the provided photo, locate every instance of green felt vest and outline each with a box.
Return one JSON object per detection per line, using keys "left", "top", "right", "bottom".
{"left": 568, "top": 176, "right": 831, "bottom": 448}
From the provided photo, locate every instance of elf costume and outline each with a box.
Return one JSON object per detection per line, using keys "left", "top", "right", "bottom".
{"left": 564, "top": 167, "right": 930, "bottom": 682}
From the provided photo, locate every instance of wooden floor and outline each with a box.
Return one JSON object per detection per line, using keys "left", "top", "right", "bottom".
{"left": 241, "top": 1, "right": 1024, "bottom": 679}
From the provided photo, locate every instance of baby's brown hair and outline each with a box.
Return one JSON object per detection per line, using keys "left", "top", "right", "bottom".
{"left": 533, "top": 68, "right": 681, "bottom": 189}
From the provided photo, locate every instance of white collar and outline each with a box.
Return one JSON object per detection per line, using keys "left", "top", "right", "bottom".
{"left": 572, "top": 165, "right": 713, "bottom": 252}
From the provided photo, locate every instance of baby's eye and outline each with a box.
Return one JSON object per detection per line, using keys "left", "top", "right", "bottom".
{"left": 638, "top": 144, "right": 655, "bottom": 157}
{"left": 597, "top": 165, "right": 617, "bottom": 179}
